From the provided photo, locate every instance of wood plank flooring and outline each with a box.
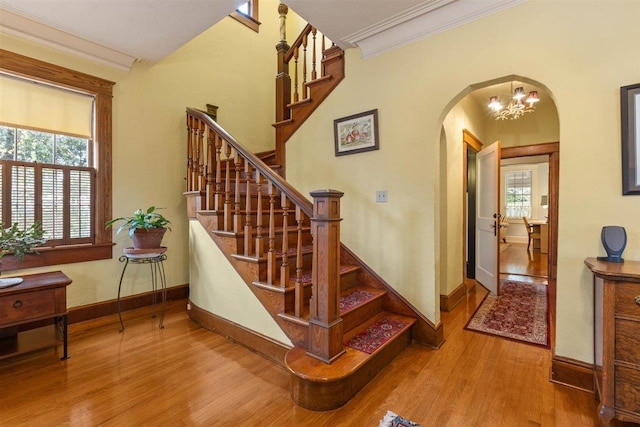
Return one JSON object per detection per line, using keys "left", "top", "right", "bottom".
{"left": 500, "top": 242, "right": 549, "bottom": 278}
{"left": 0, "top": 293, "right": 599, "bottom": 426}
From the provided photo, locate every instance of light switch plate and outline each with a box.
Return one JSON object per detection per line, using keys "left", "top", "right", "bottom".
{"left": 376, "top": 190, "right": 388, "bottom": 203}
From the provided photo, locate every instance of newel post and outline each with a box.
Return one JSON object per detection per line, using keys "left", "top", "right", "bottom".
{"left": 307, "top": 189, "right": 345, "bottom": 363}
{"left": 275, "top": 3, "right": 291, "bottom": 175}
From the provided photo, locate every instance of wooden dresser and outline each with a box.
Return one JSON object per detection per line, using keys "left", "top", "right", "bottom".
{"left": 585, "top": 257, "right": 640, "bottom": 426}
{"left": 0, "top": 271, "right": 72, "bottom": 361}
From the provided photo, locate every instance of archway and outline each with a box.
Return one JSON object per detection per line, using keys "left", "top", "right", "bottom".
{"left": 439, "top": 75, "right": 559, "bottom": 346}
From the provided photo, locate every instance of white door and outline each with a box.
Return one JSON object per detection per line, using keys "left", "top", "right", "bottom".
{"left": 475, "top": 141, "right": 501, "bottom": 294}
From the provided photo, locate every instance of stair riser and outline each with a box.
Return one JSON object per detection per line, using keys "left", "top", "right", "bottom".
{"left": 341, "top": 296, "right": 384, "bottom": 334}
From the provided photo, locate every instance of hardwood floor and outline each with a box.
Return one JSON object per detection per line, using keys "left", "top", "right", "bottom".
{"left": 500, "top": 242, "right": 548, "bottom": 278}
{"left": 0, "top": 295, "right": 599, "bottom": 426}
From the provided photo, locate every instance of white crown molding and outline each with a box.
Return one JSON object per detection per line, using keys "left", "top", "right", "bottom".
{"left": 341, "top": 0, "right": 456, "bottom": 48}
{"left": 345, "top": 0, "right": 526, "bottom": 60}
{"left": 0, "top": 9, "right": 136, "bottom": 71}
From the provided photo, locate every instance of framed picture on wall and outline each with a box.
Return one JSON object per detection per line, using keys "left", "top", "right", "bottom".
{"left": 621, "top": 83, "right": 640, "bottom": 195}
{"left": 334, "top": 109, "right": 379, "bottom": 156}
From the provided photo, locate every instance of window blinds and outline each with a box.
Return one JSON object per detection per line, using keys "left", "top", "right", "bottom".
{"left": 0, "top": 73, "right": 93, "bottom": 139}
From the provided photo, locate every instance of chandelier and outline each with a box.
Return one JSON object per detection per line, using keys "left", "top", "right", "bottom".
{"left": 488, "top": 85, "right": 539, "bottom": 120}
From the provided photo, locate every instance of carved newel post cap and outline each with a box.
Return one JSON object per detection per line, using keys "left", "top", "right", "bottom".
{"left": 309, "top": 189, "right": 344, "bottom": 198}
{"left": 278, "top": 3, "right": 288, "bottom": 14}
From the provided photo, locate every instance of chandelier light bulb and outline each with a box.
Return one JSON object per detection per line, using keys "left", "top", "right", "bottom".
{"left": 526, "top": 91, "right": 539, "bottom": 105}
{"left": 488, "top": 96, "right": 502, "bottom": 111}
{"left": 513, "top": 86, "right": 526, "bottom": 100}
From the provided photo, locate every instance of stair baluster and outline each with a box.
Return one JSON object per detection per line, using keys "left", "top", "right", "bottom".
{"left": 267, "top": 181, "right": 277, "bottom": 285}
{"left": 205, "top": 131, "right": 215, "bottom": 210}
{"left": 292, "top": 46, "right": 299, "bottom": 103}
{"left": 302, "top": 32, "right": 308, "bottom": 100}
{"left": 223, "top": 142, "right": 233, "bottom": 231}
{"left": 214, "top": 135, "right": 224, "bottom": 214}
{"left": 244, "top": 162, "right": 254, "bottom": 256}
{"left": 311, "top": 28, "right": 317, "bottom": 81}
{"left": 233, "top": 153, "right": 242, "bottom": 233}
{"left": 280, "top": 194, "right": 290, "bottom": 288}
{"left": 186, "top": 115, "right": 194, "bottom": 191}
{"left": 255, "top": 171, "right": 264, "bottom": 257}
{"left": 294, "top": 205, "right": 304, "bottom": 317}
{"left": 197, "top": 120, "right": 205, "bottom": 192}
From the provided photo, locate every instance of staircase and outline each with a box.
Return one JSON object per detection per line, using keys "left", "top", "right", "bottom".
{"left": 272, "top": 11, "right": 346, "bottom": 176}
{"left": 184, "top": 108, "right": 443, "bottom": 410}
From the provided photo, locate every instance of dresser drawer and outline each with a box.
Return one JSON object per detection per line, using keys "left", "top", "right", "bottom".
{"left": 0, "top": 289, "right": 56, "bottom": 325}
{"left": 615, "top": 282, "right": 640, "bottom": 317}
{"left": 616, "top": 318, "right": 640, "bottom": 365}
{"left": 615, "top": 365, "right": 640, "bottom": 414}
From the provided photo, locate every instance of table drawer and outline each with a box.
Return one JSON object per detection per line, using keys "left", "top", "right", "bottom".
{"left": 0, "top": 289, "right": 56, "bottom": 325}
{"left": 615, "top": 282, "right": 640, "bottom": 317}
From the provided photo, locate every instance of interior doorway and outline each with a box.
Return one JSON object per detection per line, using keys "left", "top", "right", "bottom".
{"left": 500, "top": 154, "right": 550, "bottom": 279}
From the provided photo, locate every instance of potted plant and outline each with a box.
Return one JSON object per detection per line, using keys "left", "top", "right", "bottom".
{"left": 0, "top": 222, "right": 47, "bottom": 288}
{"left": 106, "top": 206, "right": 171, "bottom": 249}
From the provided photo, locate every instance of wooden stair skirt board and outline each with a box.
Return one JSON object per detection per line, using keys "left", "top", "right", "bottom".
{"left": 286, "top": 313, "right": 416, "bottom": 411}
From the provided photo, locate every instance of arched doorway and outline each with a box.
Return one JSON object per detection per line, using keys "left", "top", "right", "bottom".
{"left": 440, "top": 75, "right": 559, "bottom": 346}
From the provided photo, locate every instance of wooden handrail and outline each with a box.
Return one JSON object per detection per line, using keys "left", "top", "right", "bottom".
{"left": 186, "top": 107, "right": 313, "bottom": 217}
{"left": 284, "top": 24, "right": 314, "bottom": 63}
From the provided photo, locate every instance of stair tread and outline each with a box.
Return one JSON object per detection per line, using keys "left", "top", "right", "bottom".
{"left": 339, "top": 286, "right": 385, "bottom": 315}
{"left": 285, "top": 311, "right": 415, "bottom": 381}
{"left": 343, "top": 311, "right": 416, "bottom": 343}
{"left": 234, "top": 244, "right": 313, "bottom": 263}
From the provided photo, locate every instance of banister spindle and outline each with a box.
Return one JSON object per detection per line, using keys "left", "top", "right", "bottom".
{"left": 294, "top": 206, "right": 304, "bottom": 317}
{"left": 205, "top": 128, "right": 215, "bottom": 210}
{"left": 233, "top": 152, "right": 242, "bottom": 233}
{"left": 214, "top": 135, "right": 223, "bottom": 212}
{"left": 186, "top": 115, "right": 194, "bottom": 191}
{"left": 293, "top": 46, "right": 299, "bottom": 103}
{"left": 192, "top": 120, "right": 201, "bottom": 190}
{"left": 244, "top": 162, "right": 254, "bottom": 256}
{"left": 267, "top": 182, "right": 277, "bottom": 285}
{"left": 302, "top": 33, "right": 308, "bottom": 99}
{"left": 223, "top": 142, "right": 233, "bottom": 231}
{"left": 280, "top": 194, "right": 290, "bottom": 288}
{"left": 311, "top": 28, "right": 318, "bottom": 81}
{"left": 255, "top": 171, "right": 264, "bottom": 258}
{"left": 197, "top": 122, "right": 205, "bottom": 191}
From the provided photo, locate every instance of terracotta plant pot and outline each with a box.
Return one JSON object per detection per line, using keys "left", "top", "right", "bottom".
{"left": 132, "top": 228, "right": 167, "bottom": 249}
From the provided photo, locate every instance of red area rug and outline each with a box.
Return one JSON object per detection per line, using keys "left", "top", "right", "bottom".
{"left": 340, "top": 289, "right": 376, "bottom": 313}
{"left": 465, "top": 280, "right": 549, "bottom": 347}
{"left": 345, "top": 317, "right": 407, "bottom": 354}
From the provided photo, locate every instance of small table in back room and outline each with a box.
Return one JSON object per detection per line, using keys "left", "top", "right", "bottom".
{"left": 116, "top": 247, "right": 167, "bottom": 332}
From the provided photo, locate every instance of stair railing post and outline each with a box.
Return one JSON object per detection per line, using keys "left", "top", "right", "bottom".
{"left": 275, "top": 2, "right": 290, "bottom": 175}
{"left": 307, "top": 189, "right": 345, "bottom": 364}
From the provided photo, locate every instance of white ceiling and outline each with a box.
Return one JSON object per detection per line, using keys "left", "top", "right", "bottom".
{"left": 0, "top": 0, "right": 524, "bottom": 70}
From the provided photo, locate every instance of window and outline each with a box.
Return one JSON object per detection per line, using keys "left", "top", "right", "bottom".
{"left": 230, "top": 0, "right": 260, "bottom": 32}
{"left": 0, "top": 49, "right": 113, "bottom": 271}
{"left": 0, "top": 125, "right": 93, "bottom": 246}
{"left": 505, "top": 170, "right": 532, "bottom": 219}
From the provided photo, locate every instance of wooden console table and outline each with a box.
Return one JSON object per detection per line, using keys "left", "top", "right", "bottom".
{"left": 0, "top": 271, "right": 72, "bottom": 361}
{"left": 585, "top": 257, "right": 640, "bottom": 426}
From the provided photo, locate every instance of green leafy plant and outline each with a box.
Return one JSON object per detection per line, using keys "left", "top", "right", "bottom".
{"left": 0, "top": 222, "right": 47, "bottom": 260}
{"left": 105, "top": 206, "right": 172, "bottom": 237}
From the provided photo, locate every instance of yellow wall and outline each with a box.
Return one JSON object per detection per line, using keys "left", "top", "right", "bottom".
{"left": 189, "top": 221, "right": 292, "bottom": 345}
{"left": 286, "top": 0, "right": 640, "bottom": 363}
{"left": 0, "top": 1, "right": 282, "bottom": 308}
